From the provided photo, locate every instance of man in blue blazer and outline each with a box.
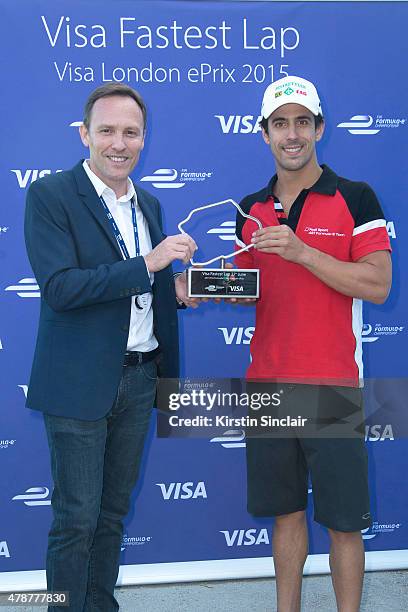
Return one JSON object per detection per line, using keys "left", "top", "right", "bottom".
{"left": 24, "top": 83, "right": 196, "bottom": 611}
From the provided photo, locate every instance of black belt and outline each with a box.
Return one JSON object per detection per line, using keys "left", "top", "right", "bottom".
{"left": 123, "top": 347, "right": 161, "bottom": 366}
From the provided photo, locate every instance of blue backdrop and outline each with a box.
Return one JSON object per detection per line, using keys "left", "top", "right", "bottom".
{"left": 1, "top": 0, "right": 407, "bottom": 583}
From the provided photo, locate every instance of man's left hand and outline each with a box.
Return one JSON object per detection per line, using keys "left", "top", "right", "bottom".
{"left": 251, "top": 225, "right": 307, "bottom": 263}
{"left": 175, "top": 271, "right": 202, "bottom": 308}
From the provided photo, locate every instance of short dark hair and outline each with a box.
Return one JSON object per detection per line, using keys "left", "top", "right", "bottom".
{"left": 83, "top": 82, "right": 147, "bottom": 131}
{"left": 260, "top": 113, "right": 324, "bottom": 134}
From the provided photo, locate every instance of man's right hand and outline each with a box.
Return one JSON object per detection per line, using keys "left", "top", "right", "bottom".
{"left": 144, "top": 234, "right": 197, "bottom": 273}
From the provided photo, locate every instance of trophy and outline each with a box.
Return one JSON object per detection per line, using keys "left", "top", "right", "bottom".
{"left": 178, "top": 199, "right": 261, "bottom": 299}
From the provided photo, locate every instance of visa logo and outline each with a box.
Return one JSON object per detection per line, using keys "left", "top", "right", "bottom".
{"left": 365, "top": 424, "right": 394, "bottom": 442}
{"left": 214, "top": 115, "right": 262, "bottom": 134}
{"left": 0, "top": 541, "right": 10, "bottom": 558}
{"left": 386, "top": 221, "right": 396, "bottom": 239}
{"left": 156, "top": 481, "right": 207, "bottom": 500}
{"left": 218, "top": 326, "right": 254, "bottom": 345}
{"left": 11, "top": 169, "right": 62, "bottom": 188}
{"left": 220, "top": 528, "right": 270, "bottom": 546}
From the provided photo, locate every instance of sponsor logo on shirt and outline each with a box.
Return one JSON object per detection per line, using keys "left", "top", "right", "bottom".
{"left": 304, "top": 226, "right": 345, "bottom": 237}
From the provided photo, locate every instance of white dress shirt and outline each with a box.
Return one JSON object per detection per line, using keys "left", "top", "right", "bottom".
{"left": 83, "top": 160, "right": 158, "bottom": 352}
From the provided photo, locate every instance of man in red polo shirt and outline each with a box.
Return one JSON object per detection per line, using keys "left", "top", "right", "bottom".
{"left": 234, "top": 76, "right": 391, "bottom": 612}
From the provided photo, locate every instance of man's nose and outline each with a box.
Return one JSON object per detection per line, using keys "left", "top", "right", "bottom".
{"left": 111, "top": 132, "right": 126, "bottom": 150}
{"left": 286, "top": 122, "right": 298, "bottom": 140}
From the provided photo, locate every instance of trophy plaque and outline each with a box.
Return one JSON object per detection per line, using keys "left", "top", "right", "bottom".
{"left": 178, "top": 199, "right": 261, "bottom": 299}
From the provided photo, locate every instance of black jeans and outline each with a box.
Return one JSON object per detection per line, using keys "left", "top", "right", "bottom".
{"left": 43, "top": 360, "right": 157, "bottom": 611}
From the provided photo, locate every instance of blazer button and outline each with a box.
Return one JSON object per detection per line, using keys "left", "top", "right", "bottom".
{"left": 122, "top": 325, "right": 128, "bottom": 332}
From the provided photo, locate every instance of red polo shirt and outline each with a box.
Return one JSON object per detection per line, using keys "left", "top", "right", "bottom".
{"left": 234, "top": 165, "right": 391, "bottom": 386}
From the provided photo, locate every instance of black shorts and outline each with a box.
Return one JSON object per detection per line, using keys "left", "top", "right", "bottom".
{"left": 245, "top": 384, "right": 372, "bottom": 532}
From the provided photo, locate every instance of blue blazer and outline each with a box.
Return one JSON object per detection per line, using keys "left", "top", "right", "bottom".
{"left": 24, "top": 161, "right": 180, "bottom": 420}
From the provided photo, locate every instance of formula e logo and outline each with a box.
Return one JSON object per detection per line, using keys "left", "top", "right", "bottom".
{"left": 210, "top": 429, "right": 246, "bottom": 449}
{"left": 18, "top": 385, "right": 28, "bottom": 399}
{"left": 0, "top": 541, "right": 10, "bottom": 558}
{"left": 362, "top": 323, "right": 404, "bottom": 343}
{"left": 218, "top": 327, "right": 254, "bottom": 345}
{"left": 362, "top": 324, "right": 379, "bottom": 343}
{"left": 5, "top": 278, "right": 40, "bottom": 298}
{"left": 156, "top": 481, "right": 207, "bottom": 500}
{"left": 337, "top": 115, "right": 405, "bottom": 135}
{"left": 121, "top": 533, "right": 152, "bottom": 551}
{"left": 0, "top": 439, "right": 16, "bottom": 450}
{"left": 214, "top": 115, "right": 262, "bottom": 134}
{"left": 11, "top": 169, "right": 62, "bottom": 188}
{"left": 220, "top": 528, "right": 270, "bottom": 546}
{"left": 12, "top": 486, "right": 51, "bottom": 506}
{"left": 140, "top": 169, "right": 185, "bottom": 189}
{"left": 362, "top": 521, "right": 402, "bottom": 540}
{"left": 207, "top": 221, "right": 236, "bottom": 241}
{"left": 140, "top": 168, "right": 213, "bottom": 189}
{"left": 361, "top": 527, "right": 376, "bottom": 540}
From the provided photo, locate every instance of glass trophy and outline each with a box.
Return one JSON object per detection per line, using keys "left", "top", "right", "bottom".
{"left": 178, "top": 198, "right": 261, "bottom": 299}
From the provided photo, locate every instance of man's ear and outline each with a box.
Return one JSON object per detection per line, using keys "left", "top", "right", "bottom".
{"left": 261, "top": 126, "right": 270, "bottom": 145}
{"left": 315, "top": 119, "right": 325, "bottom": 142}
{"left": 79, "top": 123, "right": 89, "bottom": 147}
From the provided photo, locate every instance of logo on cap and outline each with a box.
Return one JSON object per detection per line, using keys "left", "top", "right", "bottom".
{"left": 284, "top": 87, "right": 294, "bottom": 95}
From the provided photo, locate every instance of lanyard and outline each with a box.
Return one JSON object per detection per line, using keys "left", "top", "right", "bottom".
{"left": 99, "top": 195, "right": 140, "bottom": 259}
{"left": 99, "top": 194, "right": 150, "bottom": 313}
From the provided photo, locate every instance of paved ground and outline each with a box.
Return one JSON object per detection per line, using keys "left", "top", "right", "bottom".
{"left": 116, "top": 571, "right": 407, "bottom": 611}
{"left": 1, "top": 571, "right": 406, "bottom": 611}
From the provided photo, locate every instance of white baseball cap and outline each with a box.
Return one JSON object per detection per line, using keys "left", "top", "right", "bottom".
{"left": 261, "top": 76, "right": 323, "bottom": 120}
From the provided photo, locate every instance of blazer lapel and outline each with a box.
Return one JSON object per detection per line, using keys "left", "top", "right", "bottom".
{"left": 73, "top": 161, "right": 123, "bottom": 259}
{"left": 135, "top": 187, "right": 163, "bottom": 248}
{"left": 73, "top": 161, "right": 163, "bottom": 255}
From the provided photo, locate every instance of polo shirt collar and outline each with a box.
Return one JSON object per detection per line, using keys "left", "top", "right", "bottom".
{"left": 267, "top": 164, "right": 338, "bottom": 198}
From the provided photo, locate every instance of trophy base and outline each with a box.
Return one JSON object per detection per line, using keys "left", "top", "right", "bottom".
{"left": 187, "top": 268, "right": 259, "bottom": 298}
